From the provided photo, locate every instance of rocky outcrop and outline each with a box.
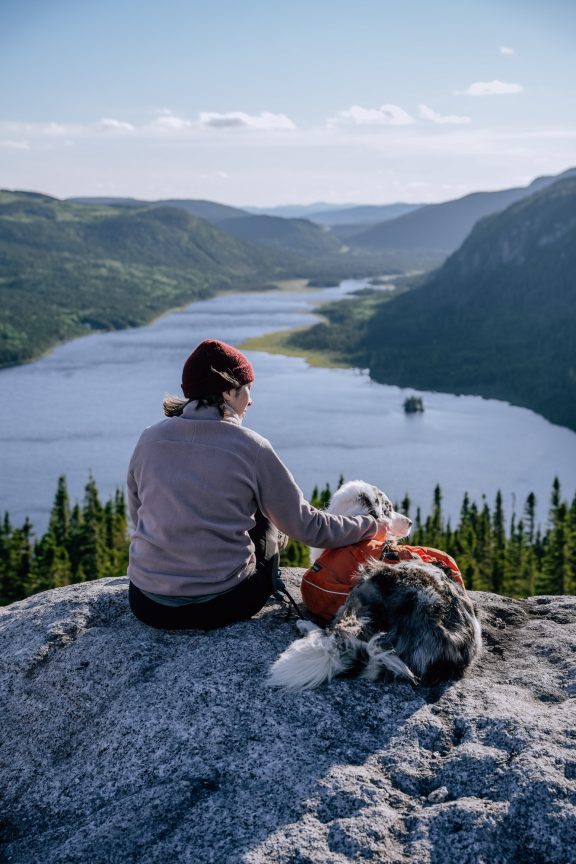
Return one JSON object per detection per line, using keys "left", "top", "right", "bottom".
{"left": 1, "top": 572, "right": 575, "bottom": 864}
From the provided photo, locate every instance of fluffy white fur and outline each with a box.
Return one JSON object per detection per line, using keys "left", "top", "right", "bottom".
{"left": 268, "top": 480, "right": 481, "bottom": 691}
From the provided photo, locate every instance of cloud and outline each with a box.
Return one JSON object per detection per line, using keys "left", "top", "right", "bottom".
{"left": 198, "top": 111, "right": 296, "bottom": 130}
{"left": 151, "top": 114, "right": 194, "bottom": 130}
{"left": 458, "top": 80, "right": 524, "bottom": 96}
{"left": 95, "top": 118, "right": 135, "bottom": 132}
{"left": 41, "top": 122, "right": 69, "bottom": 136}
{"left": 419, "top": 104, "right": 471, "bottom": 125}
{"left": 0, "top": 139, "right": 30, "bottom": 150}
{"left": 499, "top": 45, "right": 515, "bottom": 55}
{"left": 328, "top": 104, "right": 415, "bottom": 127}
{"left": 200, "top": 170, "right": 229, "bottom": 180}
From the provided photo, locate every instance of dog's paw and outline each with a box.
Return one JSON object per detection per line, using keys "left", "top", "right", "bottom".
{"left": 296, "top": 619, "right": 319, "bottom": 636}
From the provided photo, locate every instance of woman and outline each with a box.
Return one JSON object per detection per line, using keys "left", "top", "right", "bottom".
{"left": 127, "top": 339, "right": 391, "bottom": 629}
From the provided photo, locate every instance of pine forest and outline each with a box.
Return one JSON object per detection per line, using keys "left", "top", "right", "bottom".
{"left": 1, "top": 476, "right": 575, "bottom": 606}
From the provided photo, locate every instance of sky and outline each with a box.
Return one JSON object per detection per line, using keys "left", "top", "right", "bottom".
{"left": 1, "top": 0, "right": 575, "bottom": 206}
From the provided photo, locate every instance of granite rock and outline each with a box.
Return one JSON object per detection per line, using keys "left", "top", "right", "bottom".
{"left": 1, "top": 571, "right": 575, "bottom": 864}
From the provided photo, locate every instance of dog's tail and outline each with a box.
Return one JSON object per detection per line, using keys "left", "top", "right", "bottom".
{"left": 267, "top": 627, "right": 417, "bottom": 690}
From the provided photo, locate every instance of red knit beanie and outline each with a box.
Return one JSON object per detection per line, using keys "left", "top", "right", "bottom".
{"left": 181, "top": 339, "right": 255, "bottom": 399}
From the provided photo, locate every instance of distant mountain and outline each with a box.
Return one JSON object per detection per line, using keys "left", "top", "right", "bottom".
{"left": 242, "top": 203, "right": 356, "bottom": 219}
{"left": 3, "top": 194, "right": 282, "bottom": 270}
{"left": 216, "top": 214, "right": 342, "bottom": 255}
{"left": 352, "top": 167, "right": 576, "bottom": 255}
{"left": 358, "top": 178, "right": 576, "bottom": 430}
{"left": 68, "top": 196, "right": 250, "bottom": 225}
{"left": 307, "top": 203, "right": 423, "bottom": 226}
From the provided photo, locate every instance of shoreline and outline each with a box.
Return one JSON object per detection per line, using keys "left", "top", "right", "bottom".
{"left": 239, "top": 327, "right": 349, "bottom": 369}
{"left": 239, "top": 275, "right": 405, "bottom": 371}
{"left": 0, "top": 278, "right": 318, "bottom": 374}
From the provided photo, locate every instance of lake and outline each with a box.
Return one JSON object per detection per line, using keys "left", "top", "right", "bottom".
{"left": 1, "top": 278, "right": 575, "bottom": 534}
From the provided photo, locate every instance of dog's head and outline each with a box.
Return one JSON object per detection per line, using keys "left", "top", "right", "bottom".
{"left": 328, "top": 480, "right": 412, "bottom": 540}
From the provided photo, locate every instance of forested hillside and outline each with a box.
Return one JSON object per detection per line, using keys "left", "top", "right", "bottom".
{"left": 216, "top": 214, "right": 342, "bottom": 255}
{"left": 291, "top": 178, "right": 576, "bottom": 431}
{"left": 0, "top": 191, "right": 294, "bottom": 367}
{"left": 69, "top": 196, "right": 250, "bottom": 224}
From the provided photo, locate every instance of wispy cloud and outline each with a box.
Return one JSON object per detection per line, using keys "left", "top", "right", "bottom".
{"left": 198, "top": 111, "right": 296, "bottom": 130}
{"left": 200, "top": 170, "right": 229, "bottom": 180}
{"left": 2, "top": 116, "right": 573, "bottom": 206}
{"left": 95, "top": 118, "right": 135, "bottom": 132}
{"left": 458, "top": 80, "right": 524, "bottom": 96}
{"left": 0, "top": 139, "right": 30, "bottom": 150}
{"left": 42, "top": 122, "right": 69, "bottom": 136}
{"left": 418, "top": 104, "right": 471, "bottom": 125}
{"left": 150, "top": 114, "right": 194, "bottom": 130}
{"left": 499, "top": 45, "right": 515, "bottom": 55}
{"left": 328, "top": 104, "right": 415, "bottom": 127}
{"left": 0, "top": 111, "right": 298, "bottom": 141}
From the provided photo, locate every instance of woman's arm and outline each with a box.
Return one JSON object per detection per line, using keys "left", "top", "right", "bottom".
{"left": 254, "top": 440, "right": 381, "bottom": 548}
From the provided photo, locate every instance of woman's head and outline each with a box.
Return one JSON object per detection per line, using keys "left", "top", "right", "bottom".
{"left": 163, "top": 339, "right": 255, "bottom": 418}
{"left": 181, "top": 339, "right": 255, "bottom": 400}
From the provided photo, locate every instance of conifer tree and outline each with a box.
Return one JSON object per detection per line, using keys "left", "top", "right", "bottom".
{"left": 565, "top": 495, "right": 576, "bottom": 596}
{"left": 1, "top": 518, "right": 34, "bottom": 603}
{"left": 503, "top": 516, "right": 529, "bottom": 597}
{"left": 524, "top": 492, "right": 537, "bottom": 545}
{"left": 0, "top": 513, "right": 12, "bottom": 604}
{"left": 540, "top": 500, "right": 569, "bottom": 595}
{"left": 77, "top": 476, "right": 106, "bottom": 581}
{"left": 49, "top": 476, "right": 71, "bottom": 548}
{"left": 428, "top": 484, "right": 443, "bottom": 547}
{"left": 492, "top": 491, "right": 506, "bottom": 594}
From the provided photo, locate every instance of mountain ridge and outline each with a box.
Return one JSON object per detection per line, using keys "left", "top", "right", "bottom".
{"left": 68, "top": 195, "right": 250, "bottom": 224}
{"left": 352, "top": 166, "right": 576, "bottom": 254}
{"left": 362, "top": 178, "right": 576, "bottom": 430}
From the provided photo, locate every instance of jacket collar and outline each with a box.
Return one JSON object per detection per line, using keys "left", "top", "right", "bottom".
{"left": 181, "top": 401, "right": 241, "bottom": 425}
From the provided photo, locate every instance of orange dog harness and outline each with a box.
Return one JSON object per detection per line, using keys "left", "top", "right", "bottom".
{"left": 301, "top": 540, "right": 464, "bottom": 621}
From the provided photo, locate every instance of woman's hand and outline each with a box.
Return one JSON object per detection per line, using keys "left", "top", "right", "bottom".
{"left": 374, "top": 517, "right": 393, "bottom": 541}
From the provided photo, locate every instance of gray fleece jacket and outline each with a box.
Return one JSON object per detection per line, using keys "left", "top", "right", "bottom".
{"left": 127, "top": 403, "right": 379, "bottom": 597}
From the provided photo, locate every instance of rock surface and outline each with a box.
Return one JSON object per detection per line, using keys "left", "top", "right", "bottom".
{"left": 1, "top": 572, "right": 576, "bottom": 864}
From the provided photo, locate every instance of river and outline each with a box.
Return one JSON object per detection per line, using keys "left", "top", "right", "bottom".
{"left": 1, "top": 279, "right": 575, "bottom": 534}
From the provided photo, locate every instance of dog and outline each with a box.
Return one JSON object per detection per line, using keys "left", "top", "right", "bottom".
{"left": 268, "top": 480, "right": 481, "bottom": 689}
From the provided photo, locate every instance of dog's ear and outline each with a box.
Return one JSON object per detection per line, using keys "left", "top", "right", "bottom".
{"left": 358, "top": 491, "right": 375, "bottom": 515}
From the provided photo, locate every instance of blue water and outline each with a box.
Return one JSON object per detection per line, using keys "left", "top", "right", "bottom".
{"left": 1, "top": 279, "right": 575, "bottom": 534}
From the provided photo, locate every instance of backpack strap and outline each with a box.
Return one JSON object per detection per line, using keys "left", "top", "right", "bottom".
{"left": 272, "top": 568, "right": 307, "bottom": 620}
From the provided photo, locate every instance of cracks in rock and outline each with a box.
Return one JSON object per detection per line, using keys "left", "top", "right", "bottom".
{"left": 23, "top": 619, "right": 85, "bottom": 678}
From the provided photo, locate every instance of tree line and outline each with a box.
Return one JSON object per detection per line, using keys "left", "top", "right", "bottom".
{"left": 279, "top": 478, "right": 576, "bottom": 598}
{"left": 1, "top": 475, "right": 575, "bottom": 605}
{"left": 0, "top": 476, "right": 128, "bottom": 605}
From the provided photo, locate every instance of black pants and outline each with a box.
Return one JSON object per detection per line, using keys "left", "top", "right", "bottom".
{"left": 128, "top": 510, "right": 280, "bottom": 630}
